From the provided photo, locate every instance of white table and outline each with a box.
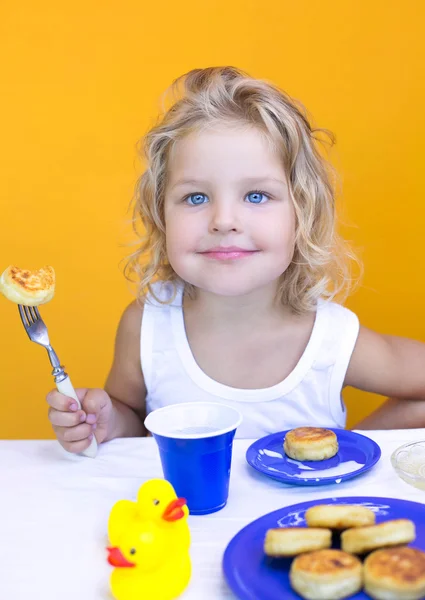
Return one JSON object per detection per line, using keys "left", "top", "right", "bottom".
{"left": 1, "top": 429, "right": 425, "bottom": 599}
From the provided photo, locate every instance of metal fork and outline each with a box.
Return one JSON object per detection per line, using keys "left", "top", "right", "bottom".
{"left": 18, "top": 305, "right": 98, "bottom": 458}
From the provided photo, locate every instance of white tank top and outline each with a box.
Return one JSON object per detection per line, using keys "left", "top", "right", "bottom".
{"left": 140, "top": 281, "right": 360, "bottom": 439}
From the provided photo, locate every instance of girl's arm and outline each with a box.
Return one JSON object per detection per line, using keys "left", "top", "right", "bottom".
{"left": 103, "top": 300, "right": 147, "bottom": 441}
{"left": 345, "top": 326, "right": 425, "bottom": 429}
{"left": 353, "top": 396, "right": 425, "bottom": 429}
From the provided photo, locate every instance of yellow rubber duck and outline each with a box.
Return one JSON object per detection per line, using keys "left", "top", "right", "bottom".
{"left": 106, "top": 479, "right": 191, "bottom": 600}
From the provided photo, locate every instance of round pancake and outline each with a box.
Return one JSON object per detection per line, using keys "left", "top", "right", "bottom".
{"left": 341, "top": 519, "right": 415, "bottom": 555}
{"left": 290, "top": 549, "right": 363, "bottom": 600}
{"left": 284, "top": 427, "right": 338, "bottom": 461}
{"left": 0, "top": 265, "right": 55, "bottom": 306}
{"left": 305, "top": 504, "right": 376, "bottom": 530}
{"left": 264, "top": 527, "right": 332, "bottom": 557}
{"left": 364, "top": 546, "right": 425, "bottom": 600}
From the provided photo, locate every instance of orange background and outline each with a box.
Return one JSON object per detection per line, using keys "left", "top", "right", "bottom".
{"left": 1, "top": 1, "right": 424, "bottom": 439}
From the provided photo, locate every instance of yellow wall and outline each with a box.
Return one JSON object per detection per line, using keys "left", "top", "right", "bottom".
{"left": 1, "top": 1, "right": 424, "bottom": 439}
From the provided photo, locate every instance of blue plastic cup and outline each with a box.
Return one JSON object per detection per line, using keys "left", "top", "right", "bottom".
{"left": 144, "top": 402, "right": 242, "bottom": 515}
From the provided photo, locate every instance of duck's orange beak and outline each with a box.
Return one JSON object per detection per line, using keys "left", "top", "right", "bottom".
{"left": 107, "top": 547, "right": 136, "bottom": 568}
{"left": 162, "top": 497, "right": 187, "bottom": 522}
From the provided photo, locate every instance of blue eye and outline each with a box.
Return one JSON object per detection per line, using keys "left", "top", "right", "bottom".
{"left": 246, "top": 191, "right": 269, "bottom": 204}
{"left": 186, "top": 193, "right": 208, "bottom": 205}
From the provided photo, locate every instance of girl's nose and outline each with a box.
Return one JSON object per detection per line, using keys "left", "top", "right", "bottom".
{"left": 209, "top": 200, "right": 242, "bottom": 233}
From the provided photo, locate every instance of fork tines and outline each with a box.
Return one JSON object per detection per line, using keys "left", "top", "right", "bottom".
{"left": 18, "top": 304, "right": 41, "bottom": 327}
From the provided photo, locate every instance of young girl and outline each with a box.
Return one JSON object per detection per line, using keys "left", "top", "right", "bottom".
{"left": 46, "top": 66, "right": 425, "bottom": 454}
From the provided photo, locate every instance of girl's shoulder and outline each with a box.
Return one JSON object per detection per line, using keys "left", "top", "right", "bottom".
{"left": 315, "top": 298, "right": 360, "bottom": 354}
{"left": 317, "top": 297, "right": 358, "bottom": 321}
{"left": 144, "top": 280, "right": 184, "bottom": 307}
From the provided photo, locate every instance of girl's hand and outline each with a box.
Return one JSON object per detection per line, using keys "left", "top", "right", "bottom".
{"left": 46, "top": 387, "right": 113, "bottom": 454}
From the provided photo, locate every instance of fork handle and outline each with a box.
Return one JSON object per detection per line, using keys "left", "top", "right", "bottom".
{"left": 56, "top": 376, "right": 98, "bottom": 459}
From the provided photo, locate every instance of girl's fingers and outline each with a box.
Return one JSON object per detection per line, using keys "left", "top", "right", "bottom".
{"left": 60, "top": 435, "right": 96, "bottom": 455}
{"left": 48, "top": 407, "right": 86, "bottom": 427}
{"left": 46, "top": 390, "right": 78, "bottom": 412}
{"left": 54, "top": 423, "right": 94, "bottom": 443}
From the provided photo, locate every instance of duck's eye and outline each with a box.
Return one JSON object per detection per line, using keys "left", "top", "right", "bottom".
{"left": 130, "top": 548, "right": 136, "bottom": 555}
{"left": 153, "top": 499, "right": 160, "bottom": 505}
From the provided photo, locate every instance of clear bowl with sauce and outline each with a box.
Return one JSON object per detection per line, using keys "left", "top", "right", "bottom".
{"left": 391, "top": 441, "right": 425, "bottom": 490}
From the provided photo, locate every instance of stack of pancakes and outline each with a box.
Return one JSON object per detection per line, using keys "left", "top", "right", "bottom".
{"left": 264, "top": 504, "right": 425, "bottom": 600}
{"left": 263, "top": 428, "right": 425, "bottom": 599}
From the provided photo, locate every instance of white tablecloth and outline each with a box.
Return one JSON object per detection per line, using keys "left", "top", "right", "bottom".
{"left": 1, "top": 429, "right": 425, "bottom": 599}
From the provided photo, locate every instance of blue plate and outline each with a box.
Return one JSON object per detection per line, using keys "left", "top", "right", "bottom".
{"left": 223, "top": 496, "right": 425, "bottom": 600}
{"left": 246, "top": 429, "right": 381, "bottom": 486}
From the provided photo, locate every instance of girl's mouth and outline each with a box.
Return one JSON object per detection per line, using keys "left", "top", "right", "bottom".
{"left": 199, "top": 247, "right": 259, "bottom": 260}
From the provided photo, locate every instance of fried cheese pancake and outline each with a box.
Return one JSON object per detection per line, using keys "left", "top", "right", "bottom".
{"left": 284, "top": 427, "right": 338, "bottom": 461}
{"left": 364, "top": 546, "right": 425, "bottom": 600}
{"left": 290, "top": 549, "right": 363, "bottom": 600}
{"left": 305, "top": 504, "right": 376, "bottom": 530}
{"left": 341, "top": 519, "right": 415, "bottom": 555}
{"left": 0, "top": 265, "right": 55, "bottom": 306}
{"left": 264, "top": 527, "right": 332, "bottom": 557}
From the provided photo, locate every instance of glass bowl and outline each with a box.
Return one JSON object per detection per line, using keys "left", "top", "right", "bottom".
{"left": 391, "top": 440, "right": 425, "bottom": 490}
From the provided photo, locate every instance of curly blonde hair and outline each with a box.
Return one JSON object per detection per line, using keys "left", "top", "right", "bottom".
{"left": 124, "top": 66, "right": 359, "bottom": 313}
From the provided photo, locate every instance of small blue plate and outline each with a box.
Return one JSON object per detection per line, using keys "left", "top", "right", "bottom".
{"left": 223, "top": 496, "right": 425, "bottom": 600}
{"left": 246, "top": 429, "right": 381, "bottom": 486}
